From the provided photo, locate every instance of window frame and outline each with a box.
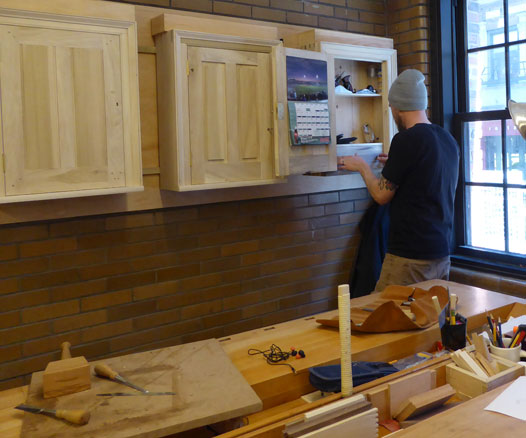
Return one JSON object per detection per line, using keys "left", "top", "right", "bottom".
{"left": 433, "top": 0, "right": 526, "bottom": 278}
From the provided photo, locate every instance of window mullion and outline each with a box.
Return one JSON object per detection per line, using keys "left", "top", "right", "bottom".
{"left": 502, "top": 119, "right": 510, "bottom": 252}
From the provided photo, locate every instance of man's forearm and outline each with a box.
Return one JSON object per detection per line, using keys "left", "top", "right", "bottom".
{"left": 357, "top": 162, "right": 393, "bottom": 205}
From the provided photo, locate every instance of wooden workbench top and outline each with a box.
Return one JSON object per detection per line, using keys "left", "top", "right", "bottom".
{"left": 219, "top": 280, "right": 526, "bottom": 407}
{"left": 1, "top": 280, "right": 524, "bottom": 438}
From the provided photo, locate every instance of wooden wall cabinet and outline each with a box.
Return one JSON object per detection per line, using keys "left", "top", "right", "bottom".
{"left": 284, "top": 30, "right": 397, "bottom": 169}
{"left": 156, "top": 30, "right": 291, "bottom": 191}
{"left": 0, "top": 8, "right": 142, "bottom": 203}
{"left": 155, "top": 22, "right": 396, "bottom": 191}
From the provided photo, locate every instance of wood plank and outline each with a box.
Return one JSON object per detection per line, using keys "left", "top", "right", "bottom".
{"left": 394, "top": 384, "right": 455, "bottom": 422}
{"left": 151, "top": 12, "right": 279, "bottom": 39}
{"left": 295, "top": 408, "right": 378, "bottom": 438}
{"left": 472, "top": 333, "right": 498, "bottom": 374}
{"left": 20, "top": 340, "right": 261, "bottom": 438}
{"left": 366, "top": 386, "right": 390, "bottom": 422}
{"left": 0, "top": 0, "right": 135, "bottom": 21}
{"left": 283, "top": 395, "right": 370, "bottom": 437}
{"left": 388, "top": 370, "right": 436, "bottom": 417}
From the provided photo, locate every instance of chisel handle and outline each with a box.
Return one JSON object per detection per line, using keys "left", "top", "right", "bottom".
{"left": 431, "top": 296, "right": 441, "bottom": 316}
{"left": 55, "top": 409, "right": 90, "bottom": 425}
{"left": 94, "top": 363, "right": 119, "bottom": 380}
{"left": 61, "top": 342, "right": 72, "bottom": 360}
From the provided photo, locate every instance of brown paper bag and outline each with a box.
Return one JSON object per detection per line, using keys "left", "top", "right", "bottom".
{"left": 316, "top": 285, "right": 450, "bottom": 333}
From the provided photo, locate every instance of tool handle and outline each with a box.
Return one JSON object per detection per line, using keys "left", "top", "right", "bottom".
{"left": 61, "top": 342, "right": 72, "bottom": 360}
{"left": 94, "top": 363, "right": 119, "bottom": 380}
{"left": 431, "top": 296, "right": 441, "bottom": 316}
{"left": 450, "top": 294, "right": 457, "bottom": 313}
{"left": 55, "top": 409, "right": 90, "bottom": 425}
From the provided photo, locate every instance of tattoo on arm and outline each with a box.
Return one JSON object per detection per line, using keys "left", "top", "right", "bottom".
{"left": 378, "top": 176, "right": 398, "bottom": 192}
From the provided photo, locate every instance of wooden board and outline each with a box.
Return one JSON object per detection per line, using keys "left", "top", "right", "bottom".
{"left": 394, "top": 384, "right": 455, "bottom": 421}
{"left": 296, "top": 408, "right": 378, "bottom": 438}
{"left": 20, "top": 339, "right": 261, "bottom": 438}
{"left": 220, "top": 280, "right": 526, "bottom": 409}
{"left": 388, "top": 370, "right": 436, "bottom": 417}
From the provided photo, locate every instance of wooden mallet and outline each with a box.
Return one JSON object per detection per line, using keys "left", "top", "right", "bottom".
{"left": 42, "top": 342, "right": 91, "bottom": 399}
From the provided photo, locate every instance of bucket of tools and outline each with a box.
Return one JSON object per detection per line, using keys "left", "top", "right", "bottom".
{"left": 440, "top": 313, "right": 467, "bottom": 351}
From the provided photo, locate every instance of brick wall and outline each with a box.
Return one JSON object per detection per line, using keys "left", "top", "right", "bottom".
{"left": 387, "top": 0, "right": 432, "bottom": 112}
{"left": 0, "top": 0, "right": 441, "bottom": 391}
{"left": 0, "top": 189, "right": 370, "bottom": 389}
{"left": 117, "top": 0, "right": 387, "bottom": 36}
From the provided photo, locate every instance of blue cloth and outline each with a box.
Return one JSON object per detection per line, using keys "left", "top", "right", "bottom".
{"left": 350, "top": 202, "right": 390, "bottom": 298}
{"left": 309, "top": 362, "right": 399, "bottom": 393}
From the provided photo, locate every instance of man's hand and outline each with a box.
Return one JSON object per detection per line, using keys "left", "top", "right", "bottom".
{"left": 376, "top": 153, "right": 388, "bottom": 166}
{"left": 337, "top": 154, "right": 366, "bottom": 172}
{"left": 337, "top": 154, "right": 397, "bottom": 205}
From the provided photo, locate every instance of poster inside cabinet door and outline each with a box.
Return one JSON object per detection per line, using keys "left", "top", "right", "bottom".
{"left": 286, "top": 56, "right": 330, "bottom": 146}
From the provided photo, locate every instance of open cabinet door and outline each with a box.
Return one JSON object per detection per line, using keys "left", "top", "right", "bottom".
{"left": 278, "top": 47, "right": 337, "bottom": 175}
{"left": 272, "top": 44, "right": 289, "bottom": 178}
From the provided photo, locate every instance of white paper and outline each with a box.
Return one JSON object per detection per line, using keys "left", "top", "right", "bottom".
{"left": 485, "top": 376, "right": 526, "bottom": 420}
{"left": 501, "top": 315, "right": 526, "bottom": 336}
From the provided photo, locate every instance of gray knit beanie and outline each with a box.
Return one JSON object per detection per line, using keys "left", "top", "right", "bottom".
{"left": 388, "top": 69, "right": 427, "bottom": 111}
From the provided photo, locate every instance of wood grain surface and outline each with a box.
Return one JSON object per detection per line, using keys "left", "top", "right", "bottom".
{"left": 390, "top": 381, "right": 526, "bottom": 437}
{"left": 20, "top": 339, "right": 261, "bottom": 438}
{"left": 3, "top": 280, "right": 526, "bottom": 438}
{"left": 220, "top": 280, "right": 526, "bottom": 408}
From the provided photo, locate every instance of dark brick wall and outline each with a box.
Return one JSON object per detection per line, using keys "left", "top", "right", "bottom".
{"left": 387, "top": 0, "right": 432, "bottom": 110}
{"left": 0, "top": 189, "right": 370, "bottom": 389}
{"left": 116, "top": 0, "right": 387, "bottom": 35}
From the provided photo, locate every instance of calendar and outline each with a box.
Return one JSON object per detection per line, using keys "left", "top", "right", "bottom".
{"left": 288, "top": 101, "right": 331, "bottom": 146}
{"left": 286, "top": 55, "right": 331, "bottom": 146}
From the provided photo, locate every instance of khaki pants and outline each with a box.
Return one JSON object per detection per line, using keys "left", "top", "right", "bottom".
{"left": 374, "top": 253, "right": 451, "bottom": 292}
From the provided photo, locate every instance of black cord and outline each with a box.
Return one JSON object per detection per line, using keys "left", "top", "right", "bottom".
{"left": 248, "top": 344, "right": 296, "bottom": 374}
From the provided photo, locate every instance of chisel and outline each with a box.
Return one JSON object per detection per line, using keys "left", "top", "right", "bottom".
{"left": 15, "top": 404, "right": 90, "bottom": 425}
{"left": 94, "top": 363, "right": 176, "bottom": 395}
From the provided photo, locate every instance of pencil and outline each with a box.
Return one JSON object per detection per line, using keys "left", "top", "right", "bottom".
{"left": 486, "top": 311, "right": 494, "bottom": 333}
{"left": 498, "top": 317, "right": 503, "bottom": 348}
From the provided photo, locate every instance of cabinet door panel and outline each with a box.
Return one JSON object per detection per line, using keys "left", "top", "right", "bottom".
{"left": 187, "top": 46, "right": 273, "bottom": 185}
{"left": 0, "top": 25, "right": 125, "bottom": 195}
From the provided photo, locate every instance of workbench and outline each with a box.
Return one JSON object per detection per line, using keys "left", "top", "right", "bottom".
{"left": 1, "top": 280, "right": 525, "bottom": 438}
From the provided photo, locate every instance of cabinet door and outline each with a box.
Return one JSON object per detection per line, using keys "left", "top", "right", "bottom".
{"left": 187, "top": 45, "right": 274, "bottom": 185}
{"left": 0, "top": 25, "right": 126, "bottom": 196}
{"left": 281, "top": 47, "right": 336, "bottom": 175}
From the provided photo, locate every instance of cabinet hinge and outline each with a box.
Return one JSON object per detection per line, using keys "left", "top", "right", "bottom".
{"left": 1, "top": 154, "right": 5, "bottom": 174}
{"left": 186, "top": 61, "right": 190, "bottom": 76}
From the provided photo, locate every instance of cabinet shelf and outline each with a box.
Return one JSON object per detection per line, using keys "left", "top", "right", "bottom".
{"left": 335, "top": 91, "right": 382, "bottom": 98}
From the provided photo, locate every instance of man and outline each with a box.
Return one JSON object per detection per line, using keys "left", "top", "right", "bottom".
{"left": 339, "top": 69, "right": 459, "bottom": 291}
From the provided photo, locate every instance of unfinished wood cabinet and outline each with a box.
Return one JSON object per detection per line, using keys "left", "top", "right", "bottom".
{"left": 0, "top": 7, "right": 142, "bottom": 203}
{"left": 284, "top": 30, "right": 397, "bottom": 168}
{"left": 156, "top": 30, "right": 288, "bottom": 191}
{"left": 277, "top": 47, "right": 336, "bottom": 175}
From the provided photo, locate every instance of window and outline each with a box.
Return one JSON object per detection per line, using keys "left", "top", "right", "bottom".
{"left": 436, "top": 0, "right": 526, "bottom": 271}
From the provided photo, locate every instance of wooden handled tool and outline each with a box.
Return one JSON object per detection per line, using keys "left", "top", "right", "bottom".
{"left": 15, "top": 404, "right": 90, "bottom": 425}
{"left": 94, "top": 363, "right": 176, "bottom": 395}
{"left": 43, "top": 343, "right": 90, "bottom": 399}
{"left": 95, "top": 363, "right": 148, "bottom": 393}
{"left": 61, "top": 342, "right": 72, "bottom": 360}
{"left": 431, "top": 296, "right": 441, "bottom": 317}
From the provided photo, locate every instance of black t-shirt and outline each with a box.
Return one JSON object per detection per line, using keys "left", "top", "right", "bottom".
{"left": 382, "top": 123, "right": 459, "bottom": 259}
